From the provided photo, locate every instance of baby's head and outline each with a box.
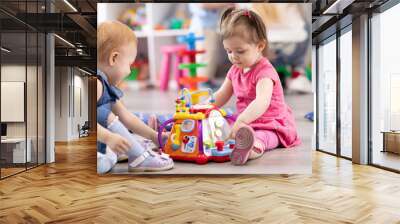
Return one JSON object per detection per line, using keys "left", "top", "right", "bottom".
{"left": 97, "top": 21, "right": 137, "bottom": 85}
{"left": 220, "top": 8, "right": 268, "bottom": 68}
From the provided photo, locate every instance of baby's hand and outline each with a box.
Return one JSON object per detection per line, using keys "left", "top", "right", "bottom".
{"left": 107, "top": 133, "right": 131, "bottom": 155}
{"left": 151, "top": 131, "right": 170, "bottom": 147}
{"left": 230, "top": 120, "right": 247, "bottom": 138}
{"left": 161, "top": 132, "right": 170, "bottom": 146}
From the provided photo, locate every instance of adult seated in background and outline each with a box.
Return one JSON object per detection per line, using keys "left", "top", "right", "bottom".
{"left": 188, "top": 3, "right": 235, "bottom": 90}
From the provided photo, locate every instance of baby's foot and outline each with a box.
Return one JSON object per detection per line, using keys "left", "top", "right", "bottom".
{"left": 128, "top": 149, "right": 173, "bottom": 172}
{"left": 231, "top": 125, "right": 255, "bottom": 165}
{"left": 97, "top": 147, "right": 118, "bottom": 174}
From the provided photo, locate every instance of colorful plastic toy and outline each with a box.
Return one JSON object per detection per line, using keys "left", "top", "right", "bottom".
{"left": 177, "top": 32, "right": 208, "bottom": 91}
{"left": 177, "top": 32, "right": 204, "bottom": 51}
{"left": 157, "top": 88, "right": 235, "bottom": 164}
{"left": 126, "top": 59, "right": 147, "bottom": 81}
{"left": 169, "top": 18, "right": 184, "bottom": 29}
{"left": 159, "top": 44, "right": 187, "bottom": 91}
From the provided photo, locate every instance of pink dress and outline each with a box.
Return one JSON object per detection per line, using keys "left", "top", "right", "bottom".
{"left": 227, "top": 57, "right": 301, "bottom": 148}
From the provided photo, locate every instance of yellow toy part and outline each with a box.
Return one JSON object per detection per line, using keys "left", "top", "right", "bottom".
{"left": 174, "top": 112, "right": 205, "bottom": 120}
{"left": 171, "top": 124, "right": 182, "bottom": 150}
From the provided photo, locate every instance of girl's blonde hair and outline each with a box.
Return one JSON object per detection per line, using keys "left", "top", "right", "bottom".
{"left": 220, "top": 8, "right": 269, "bottom": 56}
{"left": 97, "top": 21, "right": 137, "bottom": 64}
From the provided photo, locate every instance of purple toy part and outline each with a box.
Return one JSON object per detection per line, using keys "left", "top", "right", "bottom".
{"left": 225, "top": 114, "right": 236, "bottom": 123}
{"left": 198, "top": 120, "right": 203, "bottom": 155}
{"left": 158, "top": 118, "right": 175, "bottom": 152}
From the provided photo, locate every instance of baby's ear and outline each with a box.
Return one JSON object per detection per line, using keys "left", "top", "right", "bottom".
{"left": 258, "top": 41, "right": 266, "bottom": 52}
{"left": 109, "top": 51, "right": 119, "bottom": 66}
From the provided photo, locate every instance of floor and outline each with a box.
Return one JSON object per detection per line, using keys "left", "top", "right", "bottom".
{"left": 1, "top": 167, "right": 25, "bottom": 178}
{"left": 0, "top": 163, "right": 43, "bottom": 179}
{"left": 111, "top": 86, "right": 313, "bottom": 174}
{"left": 1, "top": 135, "right": 400, "bottom": 223}
{"left": 373, "top": 151, "right": 400, "bottom": 171}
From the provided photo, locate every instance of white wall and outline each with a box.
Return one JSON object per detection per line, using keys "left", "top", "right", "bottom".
{"left": 55, "top": 66, "right": 69, "bottom": 141}
{"left": 72, "top": 73, "right": 89, "bottom": 138}
{"left": 54, "top": 67, "right": 89, "bottom": 141}
{"left": 1, "top": 65, "right": 26, "bottom": 140}
{"left": 1, "top": 65, "right": 34, "bottom": 138}
{"left": 1, "top": 64, "right": 46, "bottom": 164}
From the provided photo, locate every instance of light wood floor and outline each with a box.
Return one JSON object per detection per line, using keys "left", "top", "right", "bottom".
{"left": 0, "top": 135, "right": 400, "bottom": 223}
{"left": 1, "top": 167, "right": 26, "bottom": 178}
{"left": 1, "top": 163, "right": 45, "bottom": 178}
{"left": 373, "top": 151, "right": 400, "bottom": 171}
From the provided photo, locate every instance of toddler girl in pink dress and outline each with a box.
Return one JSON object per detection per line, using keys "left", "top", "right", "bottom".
{"left": 214, "top": 8, "right": 301, "bottom": 165}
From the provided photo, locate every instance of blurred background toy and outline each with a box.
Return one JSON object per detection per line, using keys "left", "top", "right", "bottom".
{"left": 177, "top": 32, "right": 208, "bottom": 92}
{"left": 154, "top": 4, "right": 190, "bottom": 30}
{"left": 119, "top": 6, "right": 147, "bottom": 31}
{"left": 122, "top": 54, "right": 154, "bottom": 90}
{"left": 304, "top": 111, "right": 314, "bottom": 122}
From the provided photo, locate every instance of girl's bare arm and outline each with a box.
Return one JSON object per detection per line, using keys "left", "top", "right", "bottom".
{"left": 236, "top": 77, "right": 273, "bottom": 124}
{"left": 112, "top": 100, "right": 158, "bottom": 142}
{"left": 213, "top": 77, "right": 234, "bottom": 108}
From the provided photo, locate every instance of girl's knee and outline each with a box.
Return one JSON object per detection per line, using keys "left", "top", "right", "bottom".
{"left": 254, "top": 138, "right": 265, "bottom": 150}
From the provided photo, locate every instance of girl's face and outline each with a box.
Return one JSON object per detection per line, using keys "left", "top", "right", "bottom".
{"left": 223, "top": 35, "right": 265, "bottom": 69}
{"left": 107, "top": 42, "right": 137, "bottom": 85}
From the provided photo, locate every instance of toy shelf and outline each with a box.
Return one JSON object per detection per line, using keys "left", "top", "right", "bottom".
{"left": 98, "top": 3, "right": 190, "bottom": 87}
{"left": 135, "top": 29, "right": 189, "bottom": 38}
{"left": 134, "top": 31, "right": 148, "bottom": 38}
{"left": 153, "top": 29, "right": 190, "bottom": 37}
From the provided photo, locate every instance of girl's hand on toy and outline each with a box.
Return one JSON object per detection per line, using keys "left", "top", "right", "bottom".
{"left": 230, "top": 120, "right": 247, "bottom": 138}
{"left": 107, "top": 133, "right": 131, "bottom": 155}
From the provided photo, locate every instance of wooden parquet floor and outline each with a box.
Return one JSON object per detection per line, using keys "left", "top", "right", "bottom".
{"left": 1, "top": 135, "right": 400, "bottom": 224}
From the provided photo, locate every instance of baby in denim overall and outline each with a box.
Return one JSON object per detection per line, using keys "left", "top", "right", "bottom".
{"left": 97, "top": 21, "right": 173, "bottom": 174}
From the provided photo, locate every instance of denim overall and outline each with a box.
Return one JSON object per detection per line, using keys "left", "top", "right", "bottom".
{"left": 97, "top": 70, "right": 123, "bottom": 154}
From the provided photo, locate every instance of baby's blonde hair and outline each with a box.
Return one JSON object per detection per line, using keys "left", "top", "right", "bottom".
{"left": 97, "top": 21, "right": 137, "bottom": 64}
